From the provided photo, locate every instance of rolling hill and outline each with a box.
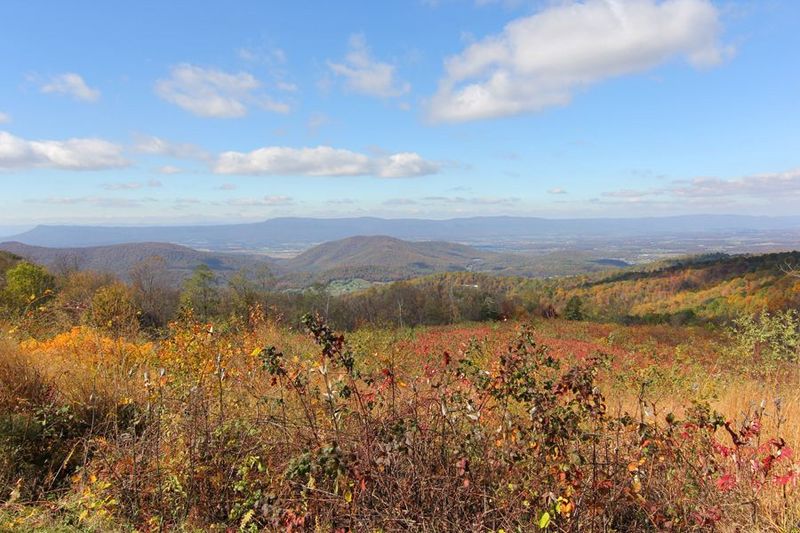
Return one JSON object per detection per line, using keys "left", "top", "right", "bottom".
{"left": 350, "top": 250, "right": 800, "bottom": 325}
{"left": 271, "top": 236, "right": 634, "bottom": 286}
{"left": 0, "top": 236, "right": 628, "bottom": 288}
{"left": 271, "top": 235, "right": 531, "bottom": 286}
{"left": 0, "top": 242, "right": 273, "bottom": 283}
{"left": 281, "top": 236, "right": 506, "bottom": 272}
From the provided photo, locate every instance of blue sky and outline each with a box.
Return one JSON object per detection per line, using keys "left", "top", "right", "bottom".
{"left": 1, "top": 0, "right": 799, "bottom": 226}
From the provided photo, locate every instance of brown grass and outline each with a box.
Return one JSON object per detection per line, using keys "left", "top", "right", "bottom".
{"left": 1, "top": 315, "right": 799, "bottom": 531}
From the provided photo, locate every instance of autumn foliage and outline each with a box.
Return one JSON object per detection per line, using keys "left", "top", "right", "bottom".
{"left": 1, "top": 309, "right": 799, "bottom": 531}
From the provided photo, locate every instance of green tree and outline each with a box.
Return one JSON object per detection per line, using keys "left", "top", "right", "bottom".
{"left": 1, "top": 261, "right": 56, "bottom": 315}
{"left": 564, "top": 295, "right": 584, "bottom": 321}
{"left": 180, "top": 264, "right": 220, "bottom": 321}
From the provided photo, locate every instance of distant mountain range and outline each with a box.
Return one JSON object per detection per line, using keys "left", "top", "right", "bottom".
{"left": 8, "top": 215, "right": 800, "bottom": 251}
{"left": 0, "top": 236, "right": 623, "bottom": 287}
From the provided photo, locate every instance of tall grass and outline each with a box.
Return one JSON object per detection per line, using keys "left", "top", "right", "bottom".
{"left": 1, "top": 313, "right": 798, "bottom": 531}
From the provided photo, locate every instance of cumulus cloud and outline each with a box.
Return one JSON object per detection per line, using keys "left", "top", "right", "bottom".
{"left": 547, "top": 187, "right": 567, "bottom": 194}
{"left": 427, "top": 0, "right": 729, "bottom": 122}
{"left": 133, "top": 134, "right": 210, "bottom": 160}
{"left": 214, "top": 145, "right": 438, "bottom": 178}
{"left": 155, "top": 64, "right": 289, "bottom": 118}
{"left": 328, "top": 34, "right": 410, "bottom": 98}
{"left": 0, "top": 131, "right": 128, "bottom": 171}
{"left": 0, "top": 112, "right": 10, "bottom": 124}
{"left": 40, "top": 73, "right": 101, "bottom": 102}
{"left": 379, "top": 153, "right": 440, "bottom": 178}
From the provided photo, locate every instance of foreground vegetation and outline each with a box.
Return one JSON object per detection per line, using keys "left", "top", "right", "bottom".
{"left": 0, "top": 251, "right": 799, "bottom": 530}
{"left": 0, "top": 312, "right": 799, "bottom": 531}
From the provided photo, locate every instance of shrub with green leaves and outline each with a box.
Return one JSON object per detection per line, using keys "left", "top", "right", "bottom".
{"left": 730, "top": 310, "right": 800, "bottom": 362}
{"left": 1, "top": 262, "right": 55, "bottom": 316}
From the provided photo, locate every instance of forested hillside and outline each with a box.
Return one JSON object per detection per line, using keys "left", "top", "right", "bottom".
{"left": 330, "top": 251, "right": 800, "bottom": 328}
{"left": 0, "top": 241, "right": 272, "bottom": 282}
{"left": 0, "top": 237, "right": 623, "bottom": 289}
{"left": 2, "top": 246, "right": 796, "bottom": 337}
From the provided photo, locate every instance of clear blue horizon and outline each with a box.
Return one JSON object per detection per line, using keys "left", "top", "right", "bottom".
{"left": 2, "top": 0, "right": 799, "bottom": 225}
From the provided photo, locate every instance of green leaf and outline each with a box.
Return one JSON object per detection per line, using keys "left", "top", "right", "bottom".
{"left": 539, "top": 511, "right": 551, "bottom": 529}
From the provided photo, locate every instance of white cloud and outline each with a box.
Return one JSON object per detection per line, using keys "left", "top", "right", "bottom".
{"left": 423, "top": 195, "right": 520, "bottom": 205}
{"left": 428, "top": 0, "right": 729, "bottom": 122}
{"left": 26, "top": 196, "right": 152, "bottom": 208}
{"left": 547, "top": 187, "right": 567, "bottom": 194}
{"left": 133, "top": 134, "right": 210, "bottom": 160}
{"left": 0, "top": 112, "right": 10, "bottom": 124}
{"left": 102, "top": 180, "right": 162, "bottom": 190}
{"left": 383, "top": 198, "right": 419, "bottom": 206}
{"left": 227, "top": 195, "right": 294, "bottom": 207}
{"left": 155, "top": 64, "right": 289, "bottom": 118}
{"left": 0, "top": 131, "right": 128, "bottom": 171}
{"left": 378, "top": 152, "right": 440, "bottom": 178}
{"left": 40, "top": 73, "right": 100, "bottom": 102}
{"left": 239, "top": 46, "right": 287, "bottom": 65}
{"left": 328, "top": 34, "right": 410, "bottom": 98}
{"left": 157, "top": 165, "right": 184, "bottom": 175}
{"left": 214, "top": 145, "right": 439, "bottom": 178}
{"left": 103, "top": 182, "right": 143, "bottom": 191}
{"left": 670, "top": 169, "right": 800, "bottom": 198}
{"left": 276, "top": 81, "right": 298, "bottom": 92}
{"left": 603, "top": 168, "right": 800, "bottom": 201}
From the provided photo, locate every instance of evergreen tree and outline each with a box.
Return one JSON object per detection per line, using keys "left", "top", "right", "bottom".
{"left": 564, "top": 295, "right": 584, "bottom": 321}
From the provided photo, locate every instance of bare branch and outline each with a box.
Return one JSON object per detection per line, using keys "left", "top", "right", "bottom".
{"left": 780, "top": 260, "right": 800, "bottom": 278}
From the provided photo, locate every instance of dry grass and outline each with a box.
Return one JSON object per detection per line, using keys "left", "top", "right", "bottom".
{"left": 1, "top": 315, "right": 799, "bottom": 531}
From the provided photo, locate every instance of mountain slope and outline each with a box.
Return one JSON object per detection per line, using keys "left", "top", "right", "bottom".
{"left": 0, "top": 242, "right": 273, "bottom": 282}
{"left": 280, "top": 236, "right": 499, "bottom": 272}
{"left": 0, "top": 237, "right": 637, "bottom": 288}
{"left": 360, "top": 251, "right": 800, "bottom": 323}
{"left": 0, "top": 251, "right": 22, "bottom": 287}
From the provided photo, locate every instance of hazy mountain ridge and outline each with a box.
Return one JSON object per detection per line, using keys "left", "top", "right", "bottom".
{"left": 9, "top": 215, "right": 800, "bottom": 251}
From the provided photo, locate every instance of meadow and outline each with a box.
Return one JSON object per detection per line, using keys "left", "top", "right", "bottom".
{"left": 1, "top": 308, "right": 798, "bottom": 531}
